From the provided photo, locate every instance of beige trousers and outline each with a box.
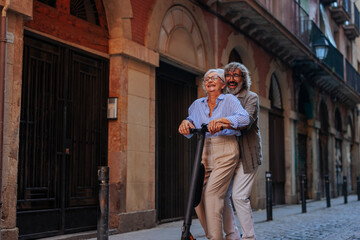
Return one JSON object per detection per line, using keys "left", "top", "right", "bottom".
{"left": 195, "top": 135, "right": 239, "bottom": 240}
{"left": 223, "top": 162, "right": 258, "bottom": 240}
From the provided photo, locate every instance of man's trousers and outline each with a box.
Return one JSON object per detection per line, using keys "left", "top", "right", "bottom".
{"left": 223, "top": 162, "right": 258, "bottom": 240}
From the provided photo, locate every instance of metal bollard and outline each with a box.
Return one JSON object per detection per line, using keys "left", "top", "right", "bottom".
{"left": 266, "top": 171, "right": 272, "bottom": 221}
{"left": 300, "top": 174, "right": 306, "bottom": 213}
{"left": 98, "top": 166, "right": 109, "bottom": 240}
{"left": 343, "top": 176, "right": 347, "bottom": 204}
{"left": 325, "top": 175, "right": 331, "bottom": 208}
{"left": 357, "top": 177, "right": 360, "bottom": 201}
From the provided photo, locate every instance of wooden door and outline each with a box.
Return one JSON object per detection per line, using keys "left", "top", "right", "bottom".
{"left": 156, "top": 62, "right": 197, "bottom": 222}
{"left": 17, "top": 32, "right": 108, "bottom": 239}
{"left": 297, "top": 134, "right": 308, "bottom": 198}
{"left": 269, "top": 111, "right": 285, "bottom": 205}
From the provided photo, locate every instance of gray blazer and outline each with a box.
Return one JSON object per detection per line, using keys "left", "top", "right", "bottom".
{"left": 235, "top": 89, "right": 263, "bottom": 173}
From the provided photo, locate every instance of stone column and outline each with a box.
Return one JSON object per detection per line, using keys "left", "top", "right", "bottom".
{"left": 351, "top": 123, "right": 359, "bottom": 192}
{"left": 285, "top": 110, "right": 298, "bottom": 204}
{"left": 307, "top": 119, "right": 321, "bottom": 200}
{"left": 328, "top": 127, "right": 336, "bottom": 197}
{"left": 1, "top": 9, "right": 31, "bottom": 239}
{"left": 107, "top": 38, "right": 159, "bottom": 233}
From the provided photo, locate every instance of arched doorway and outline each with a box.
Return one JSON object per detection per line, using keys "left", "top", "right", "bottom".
{"left": 269, "top": 73, "right": 285, "bottom": 205}
{"left": 156, "top": 62, "right": 197, "bottom": 222}
{"left": 319, "top": 101, "right": 329, "bottom": 198}
{"left": 155, "top": 6, "right": 205, "bottom": 222}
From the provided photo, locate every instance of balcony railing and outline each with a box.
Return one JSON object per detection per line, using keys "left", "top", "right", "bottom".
{"left": 329, "top": 0, "right": 351, "bottom": 24}
{"left": 320, "top": 0, "right": 337, "bottom": 5}
{"left": 254, "top": 0, "right": 360, "bottom": 95}
{"left": 355, "top": 3, "right": 360, "bottom": 30}
{"left": 310, "top": 22, "right": 344, "bottom": 79}
{"left": 255, "top": 0, "right": 311, "bottom": 45}
{"left": 345, "top": 59, "right": 360, "bottom": 93}
{"left": 343, "top": 3, "right": 360, "bottom": 40}
{"left": 293, "top": 1, "right": 311, "bottom": 46}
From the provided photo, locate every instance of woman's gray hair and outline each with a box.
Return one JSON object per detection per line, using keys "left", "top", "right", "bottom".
{"left": 224, "top": 62, "right": 251, "bottom": 90}
{"left": 202, "top": 68, "right": 225, "bottom": 91}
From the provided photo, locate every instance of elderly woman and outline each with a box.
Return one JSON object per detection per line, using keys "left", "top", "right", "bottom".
{"left": 178, "top": 69, "right": 249, "bottom": 240}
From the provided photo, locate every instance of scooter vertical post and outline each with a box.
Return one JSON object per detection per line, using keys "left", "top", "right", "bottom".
{"left": 181, "top": 125, "right": 207, "bottom": 240}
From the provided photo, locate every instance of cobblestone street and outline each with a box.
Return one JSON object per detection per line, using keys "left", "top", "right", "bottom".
{"left": 96, "top": 194, "right": 360, "bottom": 240}
{"left": 254, "top": 195, "right": 360, "bottom": 240}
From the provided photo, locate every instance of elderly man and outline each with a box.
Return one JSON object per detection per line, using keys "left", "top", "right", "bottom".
{"left": 222, "top": 62, "right": 263, "bottom": 240}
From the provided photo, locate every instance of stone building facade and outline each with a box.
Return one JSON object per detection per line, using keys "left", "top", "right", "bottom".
{"left": 0, "top": 0, "right": 359, "bottom": 239}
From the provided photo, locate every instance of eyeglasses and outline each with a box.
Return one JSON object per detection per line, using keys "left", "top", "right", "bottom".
{"left": 225, "top": 73, "right": 244, "bottom": 80}
{"left": 204, "top": 76, "right": 220, "bottom": 82}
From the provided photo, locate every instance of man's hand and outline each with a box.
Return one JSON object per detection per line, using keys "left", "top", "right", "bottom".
{"left": 178, "top": 120, "right": 195, "bottom": 136}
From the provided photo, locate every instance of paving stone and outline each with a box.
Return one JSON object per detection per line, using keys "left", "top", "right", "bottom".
{"left": 89, "top": 195, "right": 360, "bottom": 240}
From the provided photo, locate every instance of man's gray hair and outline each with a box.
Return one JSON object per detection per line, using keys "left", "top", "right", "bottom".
{"left": 202, "top": 68, "right": 225, "bottom": 91}
{"left": 224, "top": 62, "right": 251, "bottom": 90}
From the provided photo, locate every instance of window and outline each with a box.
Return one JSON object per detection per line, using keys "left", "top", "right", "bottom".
{"left": 270, "top": 74, "right": 283, "bottom": 110}
{"left": 335, "top": 109, "right": 342, "bottom": 133}
{"left": 298, "top": 84, "right": 311, "bottom": 117}
{"left": 298, "top": 0, "right": 310, "bottom": 14}
{"left": 346, "top": 118, "right": 352, "bottom": 138}
{"left": 70, "top": 0, "right": 100, "bottom": 25}
{"left": 346, "top": 44, "right": 352, "bottom": 62}
{"left": 228, "top": 49, "right": 242, "bottom": 63}
{"left": 37, "top": 0, "right": 56, "bottom": 7}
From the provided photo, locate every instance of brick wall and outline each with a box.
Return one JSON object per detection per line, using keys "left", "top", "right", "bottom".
{"left": 130, "top": 0, "right": 154, "bottom": 45}
{"left": 24, "top": 1, "right": 109, "bottom": 53}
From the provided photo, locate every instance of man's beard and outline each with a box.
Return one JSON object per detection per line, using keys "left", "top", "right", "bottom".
{"left": 225, "top": 82, "right": 242, "bottom": 95}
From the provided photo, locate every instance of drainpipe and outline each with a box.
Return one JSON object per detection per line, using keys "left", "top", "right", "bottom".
{"left": 0, "top": 0, "right": 10, "bottom": 238}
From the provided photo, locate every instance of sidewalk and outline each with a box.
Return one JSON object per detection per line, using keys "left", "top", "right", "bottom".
{"left": 91, "top": 194, "right": 360, "bottom": 240}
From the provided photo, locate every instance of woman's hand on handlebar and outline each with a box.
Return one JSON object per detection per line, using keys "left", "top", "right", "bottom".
{"left": 179, "top": 120, "right": 195, "bottom": 136}
{"left": 208, "top": 118, "right": 232, "bottom": 135}
{"left": 208, "top": 119, "right": 224, "bottom": 135}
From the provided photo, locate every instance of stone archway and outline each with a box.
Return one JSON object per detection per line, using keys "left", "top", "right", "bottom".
{"left": 269, "top": 73, "right": 285, "bottom": 205}
{"left": 146, "top": 0, "right": 214, "bottom": 70}
{"left": 103, "top": 0, "right": 132, "bottom": 39}
{"left": 158, "top": 6, "right": 206, "bottom": 69}
{"left": 153, "top": 4, "right": 209, "bottom": 222}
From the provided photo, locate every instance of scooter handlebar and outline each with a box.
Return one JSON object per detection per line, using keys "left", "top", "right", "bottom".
{"left": 189, "top": 123, "right": 223, "bottom": 134}
{"left": 189, "top": 124, "right": 208, "bottom": 134}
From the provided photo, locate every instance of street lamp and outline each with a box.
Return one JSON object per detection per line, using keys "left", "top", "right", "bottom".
{"left": 313, "top": 35, "right": 330, "bottom": 60}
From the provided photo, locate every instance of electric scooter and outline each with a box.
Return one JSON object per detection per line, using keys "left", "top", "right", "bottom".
{"left": 181, "top": 124, "right": 208, "bottom": 240}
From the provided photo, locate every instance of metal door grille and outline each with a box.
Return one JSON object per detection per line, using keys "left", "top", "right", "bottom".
{"left": 18, "top": 37, "right": 61, "bottom": 212}
{"left": 17, "top": 32, "right": 108, "bottom": 239}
